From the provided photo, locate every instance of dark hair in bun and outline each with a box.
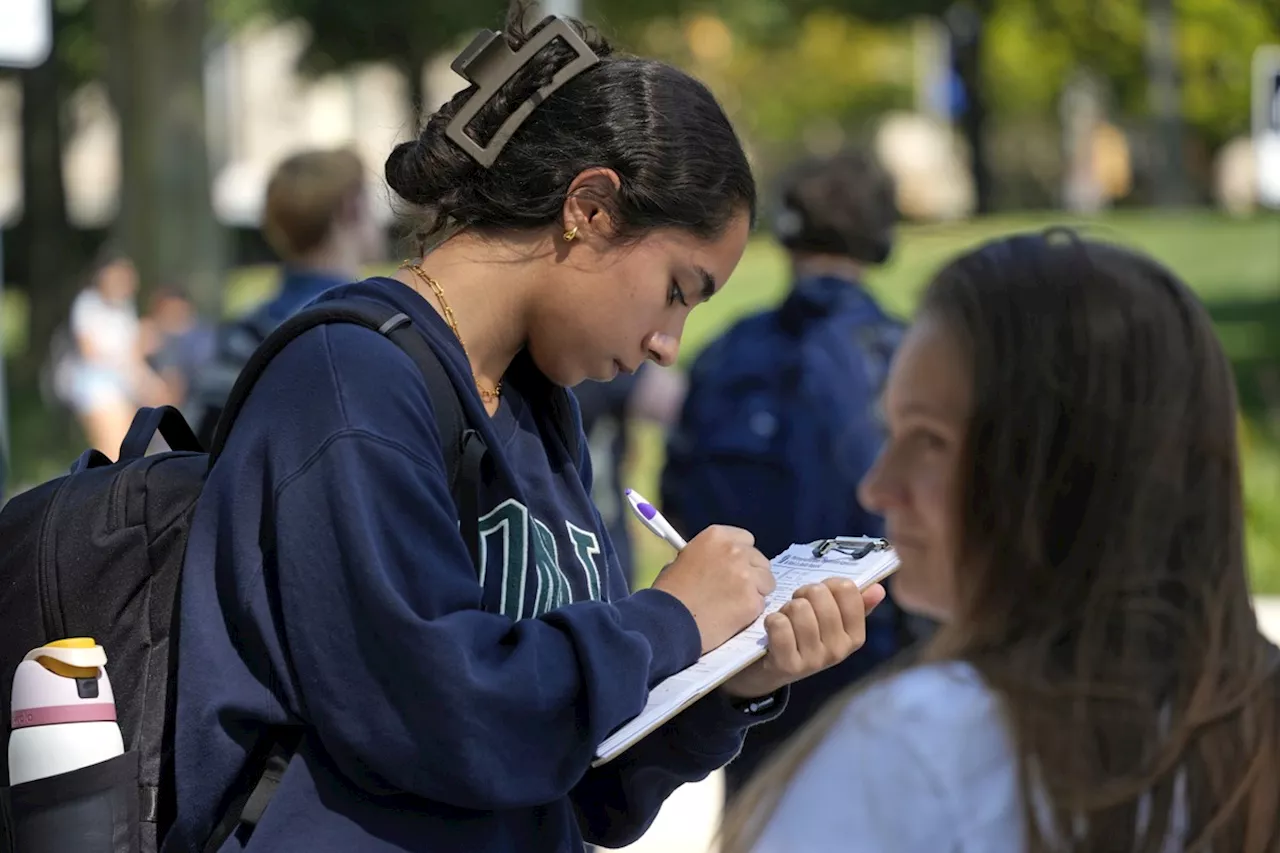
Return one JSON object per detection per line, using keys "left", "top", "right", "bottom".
{"left": 385, "top": 5, "right": 756, "bottom": 250}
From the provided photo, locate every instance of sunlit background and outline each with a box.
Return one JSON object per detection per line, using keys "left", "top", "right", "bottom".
{"left": 2, "top": 2, "right": 1278, "bottom": 849}
{"left": 1, "top": 0, "right": 1278, "bottom": 582}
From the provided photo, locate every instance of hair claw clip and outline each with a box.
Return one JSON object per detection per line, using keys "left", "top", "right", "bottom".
{"left": 445, "top": 18, "right": 600, "bottom": 168}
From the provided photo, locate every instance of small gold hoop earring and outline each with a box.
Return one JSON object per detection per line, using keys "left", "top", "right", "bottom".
{"left": 563, "top": 226, "right": 579, "bottom": 242}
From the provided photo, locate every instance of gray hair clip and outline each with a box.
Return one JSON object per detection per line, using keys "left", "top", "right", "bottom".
{"left": 445, "top": 18, "right": 601, "bottom": 168}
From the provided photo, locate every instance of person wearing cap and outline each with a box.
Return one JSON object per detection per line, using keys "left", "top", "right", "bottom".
{"left": 661, "top": 149, "right": 932, "bottom": 801}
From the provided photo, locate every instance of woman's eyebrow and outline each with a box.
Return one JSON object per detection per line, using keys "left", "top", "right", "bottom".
{"left": 891, "top": 399, "right": 957, "bottom": 422}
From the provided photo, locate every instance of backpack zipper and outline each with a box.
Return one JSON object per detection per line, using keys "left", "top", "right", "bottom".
{"left": 110, "top": 462, "right": 130, "bottom": 529}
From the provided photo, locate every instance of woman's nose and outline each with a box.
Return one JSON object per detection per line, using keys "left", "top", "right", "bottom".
{"left": 646, "top": 333, "right": 680, "bottom": 367}
{"left": 858, "top": 450, "right": 890, "bottom": 514}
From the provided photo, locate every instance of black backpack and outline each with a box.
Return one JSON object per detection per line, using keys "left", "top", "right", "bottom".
{"left": 0, "top": 297, "right": 579, "bottom": 853}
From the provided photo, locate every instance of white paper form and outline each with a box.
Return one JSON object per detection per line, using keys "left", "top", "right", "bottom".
{"left": 593, "top": 540, "right": 900, "bottom": 766}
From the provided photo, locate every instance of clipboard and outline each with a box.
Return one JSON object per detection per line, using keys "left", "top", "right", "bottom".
{"left": 593, "top": 538, "right": 900, "bottom": 766}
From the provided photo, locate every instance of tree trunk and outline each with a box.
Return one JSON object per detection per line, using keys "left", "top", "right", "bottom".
{"left": 1144, "top": 0, "right": 1190, "bottom": 206}
{"left": 98, "top": 0, "right": 224, "bottom": 318}
{"left": 14, "top": 45, "right": 77, "bottom": 385}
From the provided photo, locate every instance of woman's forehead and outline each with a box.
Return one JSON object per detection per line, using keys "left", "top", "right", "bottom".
{"left": 886, "top": 318, "right": 971, "bottom": 422}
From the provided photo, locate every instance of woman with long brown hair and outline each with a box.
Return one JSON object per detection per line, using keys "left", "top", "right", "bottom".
{"left": 722, "top": 230, "right": 1280, "bottom": 852}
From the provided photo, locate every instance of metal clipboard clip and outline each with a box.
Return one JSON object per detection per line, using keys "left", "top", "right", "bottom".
{"left": 811, "top": 536, "right": 891, "bottom": 560}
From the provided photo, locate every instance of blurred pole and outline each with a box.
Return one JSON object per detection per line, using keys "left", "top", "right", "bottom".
{"left": 1145, "top": 0, "right": 1190, "bottom": 206}
{"left": 541, "top": 0, "right": 581, "bottom": 18}
{"left": 1255, "top": 45, "right": 1280, "bottom": 209}
{"left": 0, "top": 0, "right": 52, "bottom": 500}
{"left": 1060, "top": 70, "right": 1106, "bottom": 214}
{"left": 913, "top": 18, "right": 952, "bottom": 121}
{"left": 945, "top": 2, "right": 993, "bottom": 214}
{"left": 0, "top": 233, "right": 8, "bottom": 498}
{"left": 518, "top": 1, "right": 580, "bottom": 29}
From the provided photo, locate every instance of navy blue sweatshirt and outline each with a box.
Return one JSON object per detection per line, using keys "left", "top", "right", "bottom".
{"left": 165, "top": 278, "right": 782, "bottom": 852}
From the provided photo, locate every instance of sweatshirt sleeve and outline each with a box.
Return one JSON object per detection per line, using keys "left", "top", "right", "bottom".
{"left": 268, "top": 381, "right": 702, "bottom": 810}
{"left": 572, "top": 688, "right": 787, "bottom": 847}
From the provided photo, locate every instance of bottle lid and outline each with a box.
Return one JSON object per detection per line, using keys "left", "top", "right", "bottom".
{"left": 23, "top": 638, "right": 106, "bottom": 678}
{"left": 11, "top": 640, "right": 117, "bottom": 730}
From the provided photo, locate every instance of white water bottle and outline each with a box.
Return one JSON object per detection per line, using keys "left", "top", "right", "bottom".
{"left": 8, "top": 638, "right": 125, "bottom": 785}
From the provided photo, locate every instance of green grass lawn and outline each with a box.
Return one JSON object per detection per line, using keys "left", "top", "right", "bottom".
{"left": 5, "top": 210, "right": 1280, "bottom": 593}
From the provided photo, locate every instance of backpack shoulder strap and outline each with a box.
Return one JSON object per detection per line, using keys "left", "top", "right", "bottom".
{"left": 207, "top": 298, "right": 481, "bottom": 517}
{"left": 200, "top": 731, "right": 302, "bottom": 853}
{"left": 376, "top": 312, "right": 487, "bottom": 564}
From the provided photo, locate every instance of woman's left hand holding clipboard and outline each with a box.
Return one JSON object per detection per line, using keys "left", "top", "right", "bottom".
{"left": 720, "top": 578, "right": 885, "bottom": 699}
{"left": 624, "top": 488, "right": 886, "bottom": 701}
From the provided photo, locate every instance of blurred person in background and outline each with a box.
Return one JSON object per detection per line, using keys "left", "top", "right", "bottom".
{"left": 661, "top": 149, "right": 926, "bottom": 800}
{"left": 189, "top": 146, "right": 383, "bottom": 446}
{"left": 723, "top": 231, "right": 1280, "bottom": 853}
{"left": 574, "top": 363, "right": 688, "bottom": 585}
{"left": 140, "top": 286, "right": 217, "bottom": 411}
{"left": 52, "top": 250, "right": 168, "bottom": 456}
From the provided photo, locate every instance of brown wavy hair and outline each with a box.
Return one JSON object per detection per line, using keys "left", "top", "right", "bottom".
{"left": 722, "top": 230, "right": 1280, "bottom": 852}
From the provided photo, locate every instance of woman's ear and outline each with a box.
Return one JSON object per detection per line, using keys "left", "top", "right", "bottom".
{"left": 562, "top": 167, "right": 623, "bottom": 239}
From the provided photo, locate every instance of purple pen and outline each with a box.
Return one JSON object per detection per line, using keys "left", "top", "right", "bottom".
{"left": 624, "top": 488, "right": 688, "bottom": 550}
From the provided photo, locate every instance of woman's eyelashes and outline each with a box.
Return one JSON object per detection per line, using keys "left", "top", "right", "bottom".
{"left": 668, "top": 278, "right": 688, "bottom": 307}
{"left": 887, "top": 421, "right": 949, "bottom": 454}
{"left": 908, "top": 428, "right": 948, "bottom": 452}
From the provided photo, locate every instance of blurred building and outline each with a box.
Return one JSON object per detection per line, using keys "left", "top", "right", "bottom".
{"left": 0, "top": 21, "right": 470, "bottom": 234}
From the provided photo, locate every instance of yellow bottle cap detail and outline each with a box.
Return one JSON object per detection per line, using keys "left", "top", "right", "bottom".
{"left": 22, "top": 639, "right": 107, "bottom": 678}
{"left": 46, "top": 637, "right": 97, "bottom": 649}
{"left": 36, "top": 657, "right": 99, "bottom": 679}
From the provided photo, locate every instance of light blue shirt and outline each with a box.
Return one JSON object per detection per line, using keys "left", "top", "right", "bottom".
{"left": 754, "top": 661, "right": 1187, "bottom": 852}
{"left": 754, "top": 662, "right": 1023, "bottom": 852}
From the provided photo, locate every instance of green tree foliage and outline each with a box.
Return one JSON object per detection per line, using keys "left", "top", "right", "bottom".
{"left": 599, "top": 0, "right": 1277, "bottom": 199}
{"left": 988, "top": 0, "right": 1279, "bottom": 146}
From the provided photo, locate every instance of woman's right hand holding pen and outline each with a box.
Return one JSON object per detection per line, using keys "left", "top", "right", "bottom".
{"left": 651, "top": 525, "right": 776, "bottom": 654}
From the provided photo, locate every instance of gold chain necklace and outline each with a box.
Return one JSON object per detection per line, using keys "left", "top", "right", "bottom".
{"left": 401, "top": 262, "right": 502, "bottom": 402}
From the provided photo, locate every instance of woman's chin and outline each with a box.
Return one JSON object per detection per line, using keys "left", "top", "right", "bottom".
{"left": 577, "top": 359, "right": 622, "bottom": 384}
{"left": 525, "top": 352, "right": 580, "bottom": 388}
{"left": 889, "top": 563, "right": 952, "bottom": 623}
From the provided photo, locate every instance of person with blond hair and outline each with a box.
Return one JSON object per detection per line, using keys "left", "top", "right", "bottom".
{"left": 190, "top": 146, "right": 383, "bottom": 445}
